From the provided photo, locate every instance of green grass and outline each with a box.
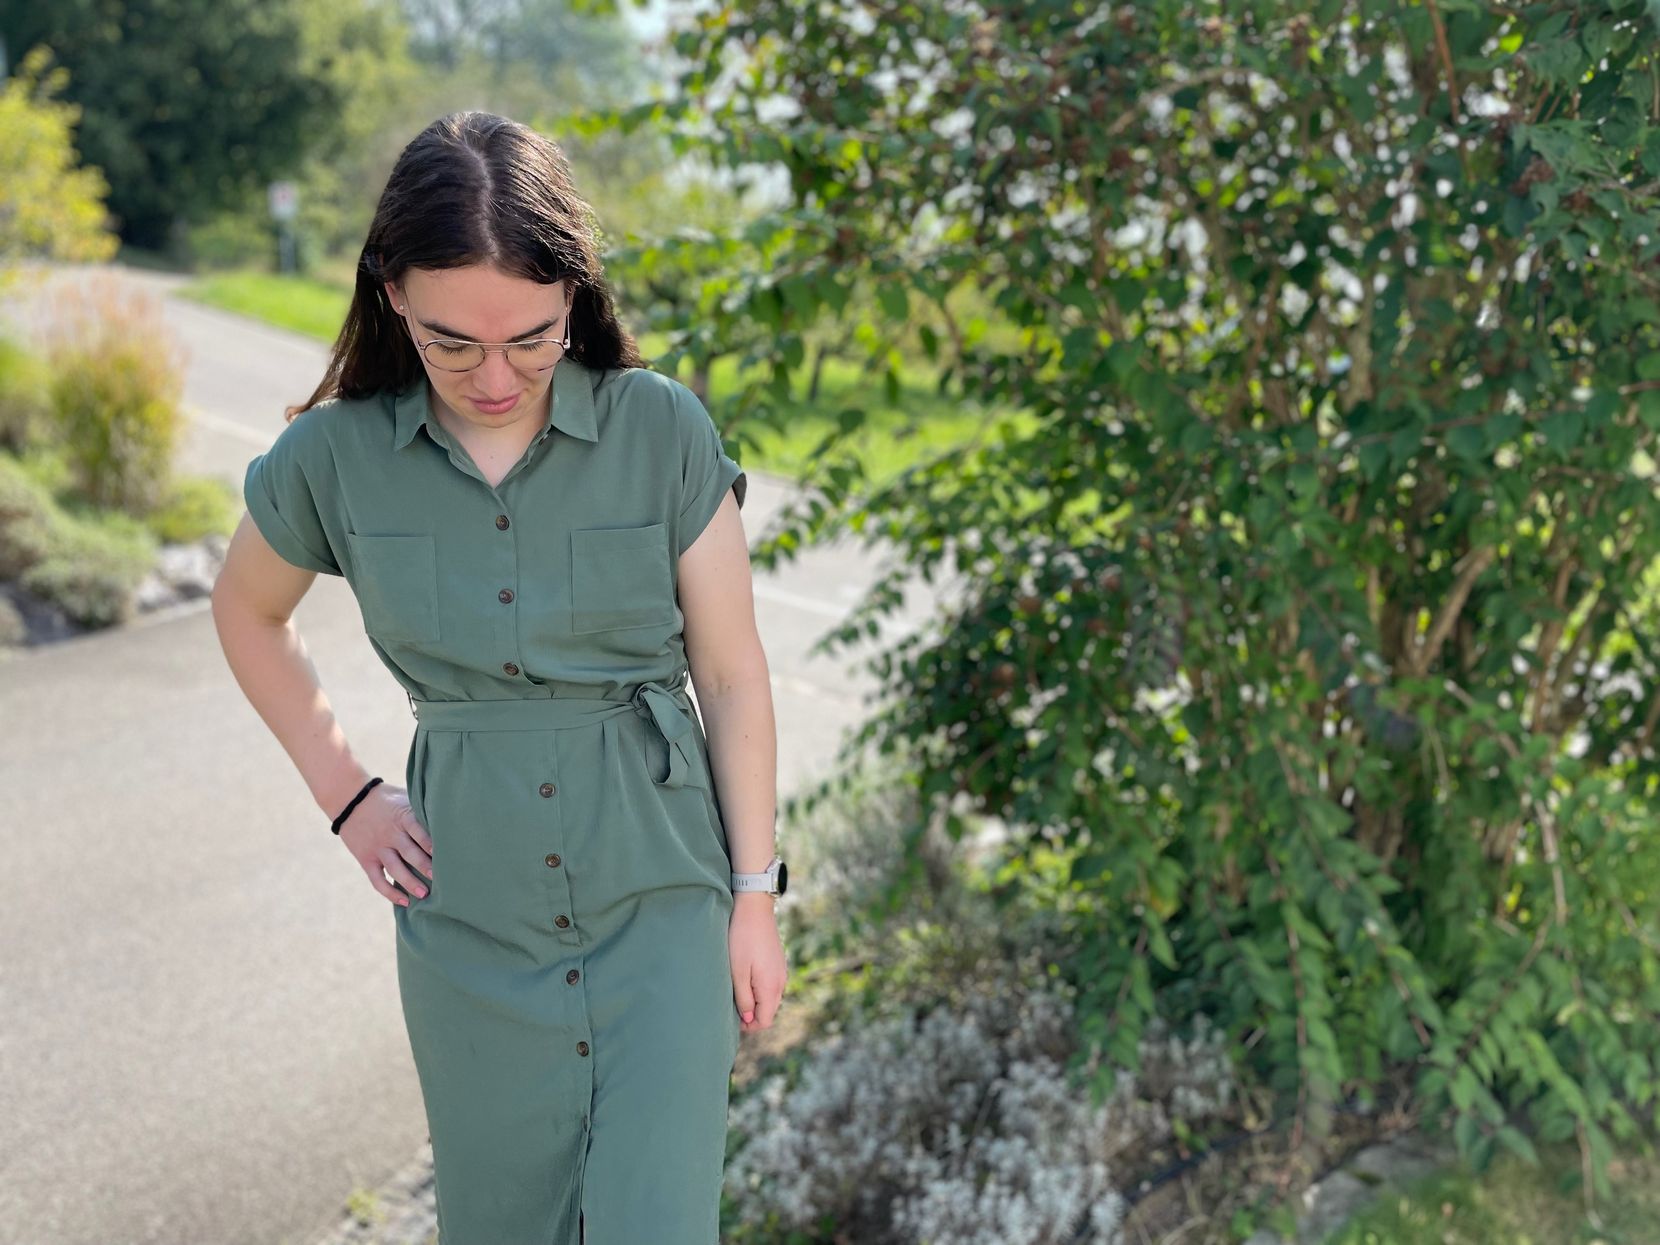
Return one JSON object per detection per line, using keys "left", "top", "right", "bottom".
{"left": 708, "top": 353, "right": 1035, "bottom": 488}
{"left": 177, "top": 268, "right": 358, "bottom": 341}
{"left": 177, "top": 267, "right": 1034, "bottom": 483}
{"left": 1329, "top": 1141, "right": 1660, "bottom": 1245}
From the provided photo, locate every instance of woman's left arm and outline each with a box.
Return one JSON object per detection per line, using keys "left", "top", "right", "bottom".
{"left": 679, "top": 489, "right": 787, "bottom": 1034}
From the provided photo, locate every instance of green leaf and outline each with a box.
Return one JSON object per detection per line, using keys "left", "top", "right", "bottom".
{"left": 1147, "top": 919, "right": 1177, "bottom": 970}
{"left": 877, "top": 281, "right": 909, "bottom": 323}
{"left": 1540, "top": 406, "right": 1584, "bottom": 452}
{"left": 1496, "top": 1125, "right": 1540, "bottom": 1165}
{"left": 1448, "top": 423, "right": 1486, "bottom": 462}
{"left": 1454, "top": 1109, "right": 1482, "bottom": 1154}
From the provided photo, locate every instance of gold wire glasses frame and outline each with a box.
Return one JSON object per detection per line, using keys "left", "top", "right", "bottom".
{"left": 401, "top": 304, "right": 572, "bottom": 373}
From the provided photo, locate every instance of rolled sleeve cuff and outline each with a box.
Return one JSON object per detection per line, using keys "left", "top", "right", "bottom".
{"left": 243, "top": 454, "right": 342, "bottom": 576}
{"left": 677, "top": 456, "right": 746, "bottom": 558}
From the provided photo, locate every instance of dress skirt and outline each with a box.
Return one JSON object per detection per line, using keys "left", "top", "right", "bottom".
{"left": 391, "top": 680, "right": 742, "bottom": 1244}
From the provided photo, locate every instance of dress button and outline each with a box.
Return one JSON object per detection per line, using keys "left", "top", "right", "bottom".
{"left": 503, "top": 661, "right": 520, "bottom": 676}
{"left": 495, "top": 514, "right": 510, "bottom": 530}
{"left": 576, "top": 1041, "right": 590, "bottom": 1056}
{"left": 539, "top": 782, "right": 556, "bottom": 797}
{"left": 555, "top": 914, "right": 571, "bottom": 929}
{"left": 566, "top": 968, "right": 580, "bottom": 983}
{"left": 498, "top": 588, "right": 514, "bottom": 603}
{"left": 545, "top": 852, "right": 561, "bottom": 867}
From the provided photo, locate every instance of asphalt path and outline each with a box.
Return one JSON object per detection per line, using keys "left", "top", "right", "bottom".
{"left": 0, "top": 262, "right": 950, "bottom": 1245}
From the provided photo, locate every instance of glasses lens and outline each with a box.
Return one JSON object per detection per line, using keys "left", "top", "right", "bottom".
{"left": 508, "top": 339, "right": 563, "bottom": 370}
{"left": 424, "top": 341, "right": 486, "bottom": 371}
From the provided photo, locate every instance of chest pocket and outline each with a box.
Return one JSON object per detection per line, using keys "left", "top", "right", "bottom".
{"left": 570, "top": 522, "right": 674, "bottom": 634}
{"left": 346, "top": 532, "right": 441, "bottom": 644}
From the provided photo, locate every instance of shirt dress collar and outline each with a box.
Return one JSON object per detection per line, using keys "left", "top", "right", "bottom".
{"left": 391, "top": 354, "right": 600, "bottom": 451}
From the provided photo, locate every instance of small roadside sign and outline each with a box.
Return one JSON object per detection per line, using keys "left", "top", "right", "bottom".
{"left": 268, "top": 181, "right": 299, "bottom": 222}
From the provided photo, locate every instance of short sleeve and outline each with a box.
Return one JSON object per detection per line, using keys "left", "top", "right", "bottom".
{"left": 674, "top": 385, "right": 746, "bottom": 557}
{"left": 242, "top": 407, "right": 344, "bottom": 576}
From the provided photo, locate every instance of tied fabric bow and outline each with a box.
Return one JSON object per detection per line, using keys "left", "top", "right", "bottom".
{"left": 631, "top": 680, "right": 698, "bottom": 788}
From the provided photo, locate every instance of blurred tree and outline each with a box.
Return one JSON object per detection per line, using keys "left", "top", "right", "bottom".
{"left": 402, "top": 0, "right": 642, "bottom": 92}
{"left": 0, "top": 0, "right": 359, "bottom": 251}
{"left": 282, "top": 0, "right": 421, "bottom": 266}
{"left": 0, "top": 44, "right": 118, "bottom": 292}
{"left": 173, "top": 0, "right": 673, "bottom": 279}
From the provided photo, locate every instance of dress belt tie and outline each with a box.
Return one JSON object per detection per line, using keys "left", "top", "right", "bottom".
{"left": 627, "top": 680, "right": 699, "bottom": 789}
{"left": 407, "top": 677, "right": 700, "bottom": 789}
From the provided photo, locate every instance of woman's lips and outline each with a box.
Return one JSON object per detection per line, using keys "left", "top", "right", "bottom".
{"left": 470, "top": 393, "right": 519, "bottom": 413}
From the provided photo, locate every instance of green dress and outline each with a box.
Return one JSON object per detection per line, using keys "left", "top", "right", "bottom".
{"left": 242, "top": 356, "right": 748, "bottom": 1244}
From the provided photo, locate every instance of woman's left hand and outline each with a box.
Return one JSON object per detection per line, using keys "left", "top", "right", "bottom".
{"left": 729, "top": 893, "right": 787, "bottom": 1034}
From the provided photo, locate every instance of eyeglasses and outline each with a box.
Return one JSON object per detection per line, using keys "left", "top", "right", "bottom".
{"left": 400, "top": 302, "right": 571, "bottom": 373}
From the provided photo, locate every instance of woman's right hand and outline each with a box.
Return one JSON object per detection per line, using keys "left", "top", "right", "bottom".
{"left": 337, "top": 782, "right": 434, "bottom": 907}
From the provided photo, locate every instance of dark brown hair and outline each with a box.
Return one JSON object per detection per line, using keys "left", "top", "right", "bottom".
{"left": 286, "top": 110, "right": 644, "bottom": 419}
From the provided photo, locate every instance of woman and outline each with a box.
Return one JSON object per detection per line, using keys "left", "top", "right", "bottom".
{"left": 211, "top": 110, "right": 789, "bottom": 1244}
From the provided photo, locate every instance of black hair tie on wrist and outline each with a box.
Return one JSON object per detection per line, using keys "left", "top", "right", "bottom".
{"left": 332, "top": 776, "right": 384, "bottom": 835}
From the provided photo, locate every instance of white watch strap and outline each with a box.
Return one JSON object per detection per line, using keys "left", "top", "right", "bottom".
{"left": 731, "top": 855, "right": 780, "bottom": 893}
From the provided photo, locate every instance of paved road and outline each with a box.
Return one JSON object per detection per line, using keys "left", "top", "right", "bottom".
{"left": 0, "top": 262, "right": 947, "bottom": 1245}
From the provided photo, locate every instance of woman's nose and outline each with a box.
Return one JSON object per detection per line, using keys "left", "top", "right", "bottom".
{"left": 478, "top": 350, "right": 521, "bottom": 391}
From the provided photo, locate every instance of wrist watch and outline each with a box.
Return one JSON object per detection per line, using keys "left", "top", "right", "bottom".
{"left": 731, "top": 854, "right": 788, "bottom": 896}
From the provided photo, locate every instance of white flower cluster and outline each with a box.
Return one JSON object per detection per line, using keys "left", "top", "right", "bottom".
{"left": 726, "top": 972, "right": 1235, "bottom": 1245}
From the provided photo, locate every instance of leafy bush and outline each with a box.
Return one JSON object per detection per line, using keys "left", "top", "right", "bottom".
{"left": 179, "top": 203, "right": 276, "bottom": 271}
{"left": 767, "top": 743, "right": 1079, "bottom": 1039}
{"left": 16, "top": 503, "right": 154, "bottom": 628}
{"left": 0, "top": 335, "right": 51, "bottom": 452}
{"left": 41, "top": 274, "right": 187, "bottom": 514}
{"left": 0, "top": 451, "right": 57, "bottom": 578}
{"left": 146, "top": 474, "right": 238, "bottom": 545}
{"left": 769, "top": 743, "right": 945, "bottom": 967}
{"left": 0, "top": 449, "right": 158, "bottom": 626}
{"left": 614, "top": 0, "right": 1660, "bottom": 1209}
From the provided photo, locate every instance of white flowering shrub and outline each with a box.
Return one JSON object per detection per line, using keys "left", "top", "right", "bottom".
{"left": 725, "top": 962, "right": 1236, "bottom": 1244}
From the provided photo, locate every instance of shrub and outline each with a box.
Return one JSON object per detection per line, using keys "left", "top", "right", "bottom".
{"left": 770, "top": 743, "right": 933, "bottom": 967}
{"left": 0, "top": 449, "right": 158, "bottom": 627}
{"left": 0, "top": 451, "right": 57, "bottom": 578}
{"left": 768, "top": 743, "right": 1081, "bottom": 1042}
{"left": 725, "top": 960, "right": 1234, "bottom": 1245}
{"left": 146, "top": 474, "right": 238, "bottom": 545}
{"left": 638, "top": 0, "right": 1660, "bottom": 1202}
{"left": 18, "top": 506, "right": 154, "bottom": 628}
{"left": 181, "top": 203, "right": 276, "bottom": 271}
{"left": 0, "top": 335, "right": 51, "bottom": 452}
{"left": 41, "top": 274, "right": 187, "bottom": 515}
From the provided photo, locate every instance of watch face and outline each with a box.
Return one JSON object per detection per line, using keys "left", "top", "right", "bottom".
{"left": 776, "top": 860, "right": 788, "bottom": 896}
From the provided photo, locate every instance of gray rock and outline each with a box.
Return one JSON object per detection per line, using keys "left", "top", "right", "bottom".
{"left": 1296, "top": 1131, "right": 1455, "bottom": 1243}
{"left": 131, "top": 576, "right": 183, "bottom": 612}
{"left": 0, "top": 579, "right": 82, "bottom": 646}
{"left": 0, "top": 591, "right": 24, "bottom": 646}
{"left": 135, "top": 539, "right": 225, "bottom": 608}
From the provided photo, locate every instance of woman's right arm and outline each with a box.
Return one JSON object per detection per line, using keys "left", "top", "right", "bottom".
{"left": 211, "top": 512, "right": 432, "bottom": 906}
